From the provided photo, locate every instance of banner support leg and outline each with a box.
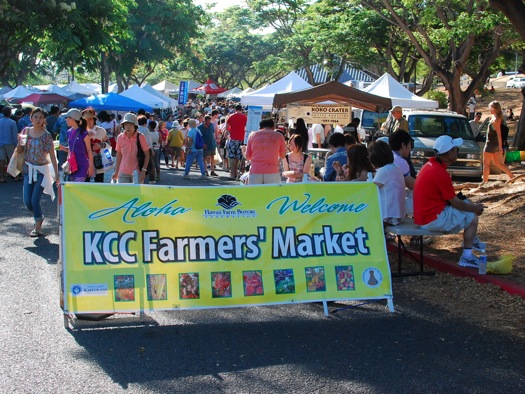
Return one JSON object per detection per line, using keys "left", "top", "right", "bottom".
{"left": 323, "top": 301, "right": 329, "bottom": 316}
{"left": 386, "top": 297, "right": 394, "bottom": 312}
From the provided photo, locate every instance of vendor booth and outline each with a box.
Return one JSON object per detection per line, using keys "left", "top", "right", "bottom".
{"left": 273, "top": 81, "right": 392, "bottom": 169}
{"left": 273, "top": 80, "right": 392, "bottom": 112}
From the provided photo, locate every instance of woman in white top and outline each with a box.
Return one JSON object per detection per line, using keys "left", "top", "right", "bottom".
{"left": 98, "top": 110, "right": 118, "bottom": 154}
{"left": 368, "top": 140, "right": 406, "bottom": 225}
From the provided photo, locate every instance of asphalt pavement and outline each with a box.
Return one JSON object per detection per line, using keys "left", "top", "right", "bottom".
{"left": 1, "top": 164, "right": 524, "bottom": 393}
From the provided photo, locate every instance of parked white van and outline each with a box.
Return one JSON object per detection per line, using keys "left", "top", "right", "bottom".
{"left": 406, "top": 110, "right": 482, "bottom": 179}
{"left": 352, "top": 109, "right": 482, "bottom": 179}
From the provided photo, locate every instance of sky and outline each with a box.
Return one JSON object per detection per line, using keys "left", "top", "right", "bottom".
{"left": 193, "top": 0, "right": 246, "bottom": 12}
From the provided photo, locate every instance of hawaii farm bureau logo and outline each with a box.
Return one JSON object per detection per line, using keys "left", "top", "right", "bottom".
{"left": 203, "top": 194, "right": 257, "bottom": 218}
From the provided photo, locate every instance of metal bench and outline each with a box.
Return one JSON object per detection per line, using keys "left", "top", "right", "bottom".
{"left": 385, "top": 218, "right": 446, "bottom": 276}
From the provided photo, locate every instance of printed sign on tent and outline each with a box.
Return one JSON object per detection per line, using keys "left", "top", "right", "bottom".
{"left": 287, "top": 104, "right": 351, "bottom": 125}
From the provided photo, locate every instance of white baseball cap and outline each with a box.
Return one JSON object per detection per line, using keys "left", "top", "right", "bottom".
{"left": 433, "top": 135, "right": 463, "bottom": 154}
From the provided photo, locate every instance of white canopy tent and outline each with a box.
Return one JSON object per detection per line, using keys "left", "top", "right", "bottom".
{"left": 1, "top": 85, "right": 39, "bottom": 100}
{"left": 187, "top": 80, "right": 206, "bottom": 94}
{"left": 241, "top": 72, "right": 312, "bottom": 109}
{"left": 363, "top": 73, "right": 438, "bottom": 110}
{"left": 32, "top": 84, "right": 52, "bottom": 91}
{"left": 120, "top": 84, "right": 170, "bottom": 109}
{"left": 82, "top": 83, "right": 102, "bottom": 94}
{"left": 141, "top": 83, "right": 177, "bottom": 107}
{"left": 218, "top": 87, "right": 243, "bottom": 98}
{"left": 0, "top": 86, "right": 13, "bottom": 96}
{"left": 45, "top": 84, "right": 75, "bottom": 97}
{"left": 108, "top": 83, "right": 119, "bottom": 93}
{"left": 152, "top": 80, "right": 178, "bottom": 95}
{"left": 64, "top": 80, "right": 98, "bottom": 95}
{"left": 238, "top": 87, "right": 255, "bottom": 97}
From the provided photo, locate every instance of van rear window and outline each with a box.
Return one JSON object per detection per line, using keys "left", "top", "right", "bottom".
{"left": 408, "top": 115, "right": 474, "bottom": 140}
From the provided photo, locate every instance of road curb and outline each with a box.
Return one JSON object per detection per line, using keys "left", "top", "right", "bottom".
{"left": 387, "top": 243, "right": 525, "bottom": 298}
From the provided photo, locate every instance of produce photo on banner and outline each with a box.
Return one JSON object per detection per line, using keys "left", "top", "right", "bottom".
{"left": 61, "top": 182, "right": 393, "bottom": 314}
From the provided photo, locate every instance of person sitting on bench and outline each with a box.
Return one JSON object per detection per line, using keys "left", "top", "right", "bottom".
{"left": 413, "top": 135, "right": 485, "bottom": 268}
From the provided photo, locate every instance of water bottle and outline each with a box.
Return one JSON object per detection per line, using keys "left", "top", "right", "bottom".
{"left": 478, "top": 249, "right": 487, "bottom": 275}
{"left": 303, "top": 173, "right": 309, "bottom": 183}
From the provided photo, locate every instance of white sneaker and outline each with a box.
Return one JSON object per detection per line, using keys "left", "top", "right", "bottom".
{"left": 459, "top": 255, "right": 479, "bottom": 268}
{"left": 462, "top": 237, "right": 486, "bottom": 252}
{"left": 472, "top": 240, "right": 486, "bottom": 252}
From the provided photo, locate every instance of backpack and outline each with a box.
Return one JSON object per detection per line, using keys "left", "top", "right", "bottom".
{"left": 500, "top": 123, "right": 509, "bottom": 149}
{"left": 136, "top": 132, "right": 153, "bottom": 175}
{"left": 194, "top": 129, "right": 204, "bottom": 149}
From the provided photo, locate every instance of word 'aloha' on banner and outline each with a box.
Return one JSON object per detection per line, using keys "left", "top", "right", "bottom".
{"left": 61, "top": 182, "right": 393, "bottom": 314}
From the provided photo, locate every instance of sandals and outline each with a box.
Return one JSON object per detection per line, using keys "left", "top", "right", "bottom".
{"left": 30, "top": 217, "right": 45, "bottom": 237}
{"left": 29, "top": 229, "right": 44, "bottom": 237}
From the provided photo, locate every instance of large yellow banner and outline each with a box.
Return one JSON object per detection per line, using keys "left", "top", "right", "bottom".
{"left": 61, "top": 182, "right": 393, "bottom": 313}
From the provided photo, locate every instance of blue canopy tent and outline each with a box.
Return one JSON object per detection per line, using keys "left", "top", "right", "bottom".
{"left": 69, "top": 92, "right": 153, "bottom": 112}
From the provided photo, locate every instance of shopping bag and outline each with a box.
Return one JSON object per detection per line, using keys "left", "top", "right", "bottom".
{"left": 101, "top": 147, "right": 114, "bottom": 172}
{"left": 7, "top": 148, "right": 24, "bottom": 177}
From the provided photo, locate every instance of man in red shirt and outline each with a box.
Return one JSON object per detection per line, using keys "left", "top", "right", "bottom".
{"left": 226, "top": 104, "right": 247, "bottom": 180}
{"left": 413, "top": 135, "right": 485, "bottom": 268}
{"left": 245, "top": 118, "right": 287, "bottom": 185}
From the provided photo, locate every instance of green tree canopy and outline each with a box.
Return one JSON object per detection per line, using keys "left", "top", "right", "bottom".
{"left": 360, "top": 0, "right": 511, "bottom": 113}
{"left": 176, "top": 5, "right": 285, "bottom": 89}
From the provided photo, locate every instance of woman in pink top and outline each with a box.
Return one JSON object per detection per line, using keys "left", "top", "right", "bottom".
{"left": 111, "top": 113, "right": 150, "bottom": 184}
{"left": 245, "top": 118, "right": 287, "bottom": 185}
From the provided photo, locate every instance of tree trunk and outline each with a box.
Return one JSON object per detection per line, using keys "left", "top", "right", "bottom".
{"left": 116, "top": 75, "right": 125, "bottom": 93}
{"left": 514, "top": 88, "right": 525, "bottom": 150}
{"left": 416, "top": 71, "right": 435, "bottom": 96}
{"left": 304, "top": 65, "right": 315, "bottom": 85}
{"left": 100, "top": 52, "right": 111, "bottom": 94}
{"left": 489, "top": 0, "right": 525, "bottom": 149}
{"left": 490, "top": 1, "right": 525, "bottom": 40}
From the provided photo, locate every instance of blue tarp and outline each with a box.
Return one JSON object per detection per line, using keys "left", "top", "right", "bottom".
{"left": 68, "top": 93, "right": 153, "bottom": 112}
